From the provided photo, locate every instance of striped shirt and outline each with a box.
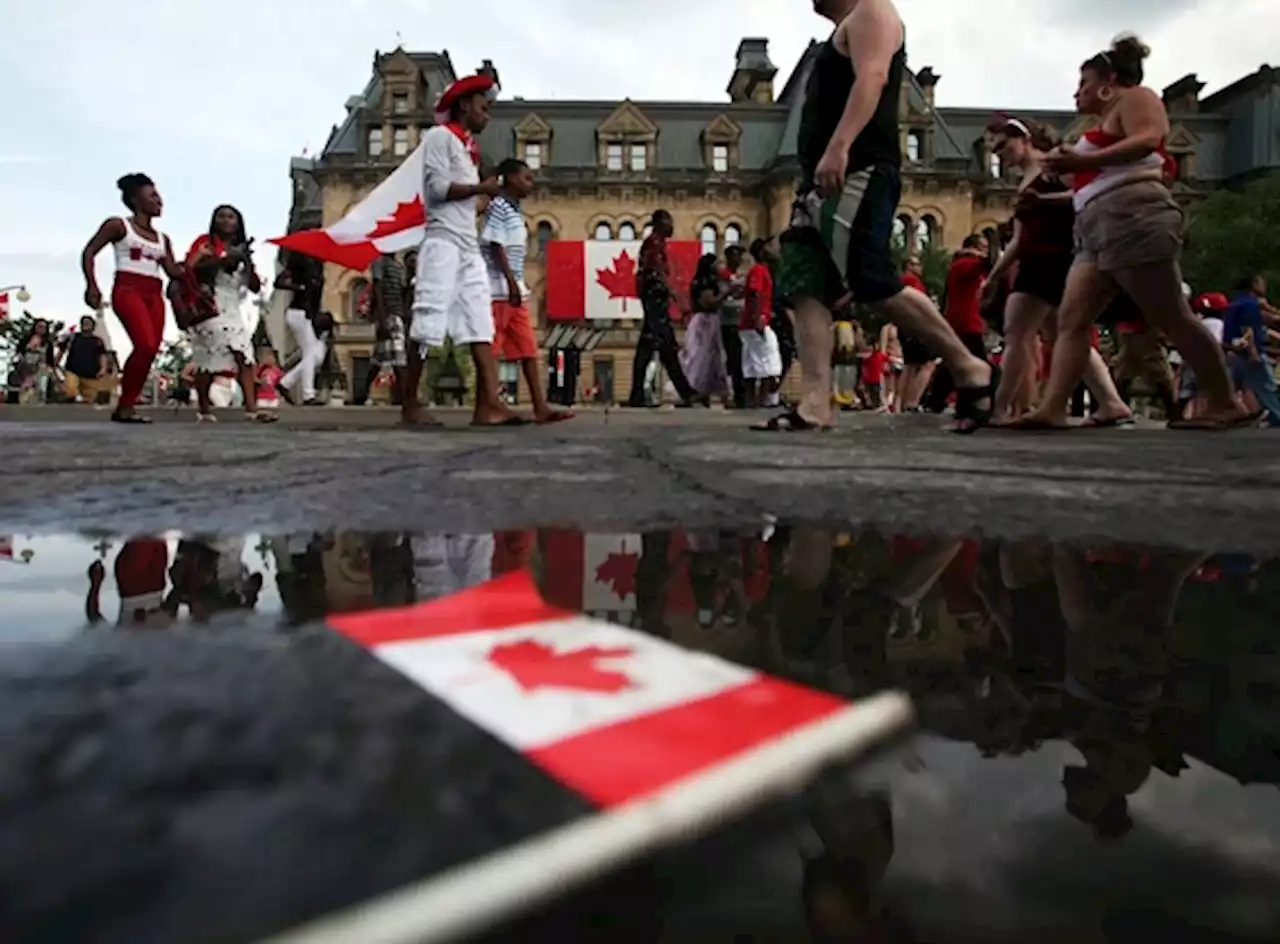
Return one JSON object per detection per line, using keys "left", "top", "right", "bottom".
{"left": 480, "top": 196, "right": 528, "bottom": 299}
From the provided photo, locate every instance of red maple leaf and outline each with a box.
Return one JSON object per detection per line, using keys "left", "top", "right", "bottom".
{"left": 595, "top": 252, "right": 639, "bottom": 314}
{"left": 366, "top": 196, "right": 426, "bottom": 240}
{"left": 595, "top": 551, "right": 639, "bottom": 601}
{"left": 487, "top": 639, "right": 635, "bottom": 693}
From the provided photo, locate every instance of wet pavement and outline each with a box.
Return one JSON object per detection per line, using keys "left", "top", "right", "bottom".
{"left": 2, "top": 526, "right": 1278, "bottom": 942}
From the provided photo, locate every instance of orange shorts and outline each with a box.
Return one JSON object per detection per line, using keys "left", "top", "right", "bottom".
{"left": 491, "top": 301, "right": 538, "bottom": 361}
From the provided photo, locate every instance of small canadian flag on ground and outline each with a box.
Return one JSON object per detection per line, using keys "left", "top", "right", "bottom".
{"left": 278, "top": 572, "right": 912, "bottom": 944}
{"left": 544, "top": 240, "right": 702, "bottom": 321}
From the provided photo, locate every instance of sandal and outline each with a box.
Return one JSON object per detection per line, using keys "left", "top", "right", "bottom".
{"left": 246, "top": 411, "right": 278, "bottom": 424}
{"left": 1168, "top": 410, "right": 1263, "bottom": 431}
{"left": 751, "top": 410, "right": 828, "bottom": 432}
{"left": 196, "top": 412, "right": 218, "bottom": 424}
{"left": 952, "top": 384, "right": 993, "bottom": 435}
{"left": 1081, "top": 415, "right": 1136, "bottom": 429}
{"left": 111, "top": 411, "right": 152, "bottom": 425}
{"left": 1001, "top": 416, "right": 1072, "bottom": 433}
{"left": 536, "top": 410, "right": 576, "bottom": 425}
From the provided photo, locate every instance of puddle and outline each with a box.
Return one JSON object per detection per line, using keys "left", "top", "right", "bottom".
{"left": 2, "top": 527, "right": 1279, "bottom": 940}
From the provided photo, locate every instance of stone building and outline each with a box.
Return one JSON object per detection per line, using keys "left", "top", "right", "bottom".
{"left": 286, "top": 44, "right": 1279, "bottom": 403}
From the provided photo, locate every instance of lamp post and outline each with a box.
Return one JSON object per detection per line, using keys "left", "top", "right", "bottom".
{"left": 0, "top": 285, "right": 31, "bottom": 303}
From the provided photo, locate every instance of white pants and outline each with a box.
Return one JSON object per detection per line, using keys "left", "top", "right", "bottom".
{"left": 410, "top": 237, "right": 493, "bottom": 348}
{"left": 741, "top": 326, "right": 782, "bottom": 380}
{"left": 280, "top": 309, "right": 327, "bottom": 401}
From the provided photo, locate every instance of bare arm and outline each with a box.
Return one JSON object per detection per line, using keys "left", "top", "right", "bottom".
{"left": 1079, "top": 87, "right": 1169, "bottom": 168}
{"left": 81, "top": 218, "right": 126, "bottom": 304}
{"left": 831, "top": 4, "right": 901, "bottom": 155}
{"left": 158, "top": 236, "right": 183, "bottom": 281}
{"left": 988, "top": 219, "right": 1024, "bottom": 283}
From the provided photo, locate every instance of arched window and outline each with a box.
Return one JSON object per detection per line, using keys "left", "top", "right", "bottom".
{"left": 892, "top": 216, "right": 909, "bottom": 251}
{"left": 593, "top": 222, "right": 613, "bottom": 241}
{"left": 535, "top": 221, "right": 555, "bottom": 258}
{"left": 724, "top": 224, "right": 743, "bottom": 248}
{"left": 915, "top": 216, "right": 936, "bottom": 251}
{"left": 907, "top": 131, "right": 923, "bottom": 164}
{"left": 349, "top": 278, "right": 371, "bottom": 322}
{"left": 700, "top": 223, "right": 718, "bottom": 257}
{"left": 642, "top": 224, "right": 653, "bottom": 239}
{"left": 618, "top": 222, "right": 637, "bottom": 242}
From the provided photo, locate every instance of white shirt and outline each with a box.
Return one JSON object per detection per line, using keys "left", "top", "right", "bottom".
{"left": 421, "top": 126, "right": 480, "bottom": 251}
{"left": 480, "top": 196, "right": 528, "bottom": 299}
{"left": 113, "top": 218, "right": 169, "bottom": 281}
{"left": 1202, "top": 315, "right": 1224, "bottom": 344}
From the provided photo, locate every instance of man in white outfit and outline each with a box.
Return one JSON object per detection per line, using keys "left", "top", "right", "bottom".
{"left": 274, "top": 254, "right": 328, "bottom": 405}
{"left": 411, "top": 73, "right": 523, "bottom": 426}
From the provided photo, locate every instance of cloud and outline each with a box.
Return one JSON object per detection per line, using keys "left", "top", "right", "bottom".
{"left": 0, "top": 0, "right": 1274, "bottom": 358}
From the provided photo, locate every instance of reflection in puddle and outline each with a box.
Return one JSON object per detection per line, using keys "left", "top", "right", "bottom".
{"left": 2, "top": 527, "right": 1279, "bottom": 939}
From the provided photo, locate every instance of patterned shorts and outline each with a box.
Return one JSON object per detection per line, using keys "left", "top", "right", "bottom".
{"left": 373, "top": 314, "right": 407, "bottom": 368}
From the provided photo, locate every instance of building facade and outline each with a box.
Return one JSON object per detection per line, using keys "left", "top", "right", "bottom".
{"left": 287, "top": 44, "right": 1280, "bottom": 403}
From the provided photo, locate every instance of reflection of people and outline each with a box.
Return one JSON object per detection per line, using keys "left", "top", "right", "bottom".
{"left": 86, "top": 536, "right": 174, "bottom": 628}
{"left": 168, "top": 536, "right": 263, "bottom": 623}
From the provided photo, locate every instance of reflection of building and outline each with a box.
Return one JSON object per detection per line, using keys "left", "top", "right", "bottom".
{"left": 288, "top": 46, "right": 1280, "bottom": 402}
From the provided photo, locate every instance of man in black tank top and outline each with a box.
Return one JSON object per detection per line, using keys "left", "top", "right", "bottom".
{"left": 764, "top": 0, "right": 993, "bottom": 433}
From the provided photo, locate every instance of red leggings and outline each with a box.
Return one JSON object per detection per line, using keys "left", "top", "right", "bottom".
{"left": 112, "top": 273, "right": 166, "bottom": 407}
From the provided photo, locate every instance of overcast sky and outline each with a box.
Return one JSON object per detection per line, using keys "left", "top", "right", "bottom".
{"left": 1, "top": 0, "right": 1275, "bottom": 349}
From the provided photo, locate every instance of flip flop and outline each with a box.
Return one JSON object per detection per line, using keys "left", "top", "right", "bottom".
{"left": 110, "top": 412, "right": 152, "bottom": 425}
{"left": 750, "top": 411, "right": 829, "bottom": 432}
{"left": 1000, "top": 416, "right": 1073, "bottom": 433}
{"left": 1080, "top": 415, "right": 1136, "bottom": 429}
{"left": 952, "top": 383, "right": 993, "bottom": 435}
{"left": 1167, "top": 410, "right": 1264, "bottom": 431}
{"left": 471, "top": 416, "right": 530, "bottom": 428}
{"left": 537, "top": 411, "right": 575, "bottom": 425}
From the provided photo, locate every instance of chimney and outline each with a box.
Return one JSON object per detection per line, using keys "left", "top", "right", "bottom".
{"left": 1162, "top": 73, "right": 1205, "bottom": 113}
{"left": 915, "top": 67, "right": 940, "bottom": 108}
{"left": 478, "top": 58, "right": 501, "bottom": 91}
{"left": 727, "top": 38, "right": 778, "bottom": 104}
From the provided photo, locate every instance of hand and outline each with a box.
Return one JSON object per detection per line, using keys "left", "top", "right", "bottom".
{"left": 815, "top": 144, "right": 848, "bottom": 198}
{"left": 478, "top": 177, "right": 502, "bottom": 197}
{"left": 84, "top": 285, "right": 103, "bottom": 310}
{"left": 980, "top": 278, "right": 1000, "bottom": 309}
{"left": 506, "top": 280, "right": 523, "bottom": 308}
{"left": 1043, "top": 147, "right": 1087, "bottom": 175}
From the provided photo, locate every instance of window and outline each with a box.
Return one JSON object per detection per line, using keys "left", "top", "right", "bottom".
{"left": 594, "top": 222, "right": 613, "bottom": 241}
{"left": 606, "top": 143, "right": 624, "bottom": 171}
{"left": 642, "top": 224, "right": 653, "bottom": 239}
{"left": 368, "top": 128, "right": 383, "bottom": 157}
{"left": 907, "top": 131, "right": 923, "bottom": 164}
{"left": 536, "top": 221, "right": 554, "bottom": 257}
{"left": 593, "top": 357, "right": 615, "bottom": 404}
{"left": 349, "top": 278, "right": 371, "bottom": 322}
{"left": 392, "top": 127, "right": 409, "bottom": 157}
{"left": 618, "top": 222, "right": 637, "bottom": 242}
{"left": 915, "top": 216, "right": 936, "bottom": 250}
{"left": 712, "top": 144, "right": 729, "bottom": 172}
{"left": 629, "top": 144, "right": 647, "bottom": 172}
{"left": 723, "top": 224, "right": 742, "bottom": 248}
{"left": 988, "top": 150, "right": 1002, "bottom": 179}
{"left": 700, "top": 224, "right": 718, "bottom": 257}
{"left": 525, "top": 142, "right": 543, "bottom": 170}
{"left": 892, "top": 216, "right": 909, "bottom": 251}
{"left": 392, "top": 93, "right": 409, "bottom": 116}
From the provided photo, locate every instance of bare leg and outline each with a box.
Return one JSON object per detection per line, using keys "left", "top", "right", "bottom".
{"left": 995, "top": 293, "right": 1054, "bottom": 420}
{"left": 795, "top": 297, "right": 835, "bottom": 427}
{"left": 234, "top": 354, "right": 258, "bottom": 414}
{"left": 900, "top": 362, "right": 934, "bottom": 410}
{"left": 470, "top": 343, "right": 515, "bottom": 425}
{"left": 1082, "top": 347, "right": 1132, "bottom": 421}
{"left": 873, "top": 288, "right": 991, "bottom": 390}
{"left": 194, "top": 372, "right": 214, "bottom": 416}
{"left": 1111, "top": 261, "right": 1240, "bottom": 420}
{"left": 1021, "top": 262, "right": 1115, "bottom": 427}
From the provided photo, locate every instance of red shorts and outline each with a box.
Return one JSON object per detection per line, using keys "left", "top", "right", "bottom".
{"left": 491, "top": 301, "right": 538, "bottom": 361}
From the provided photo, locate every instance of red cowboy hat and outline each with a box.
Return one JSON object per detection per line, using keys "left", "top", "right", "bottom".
{"left": 1194, "top": 291, "right": 1229, "bottom": 312}
{"left": 434, "top": 74, "right": 497, "bottom": 124}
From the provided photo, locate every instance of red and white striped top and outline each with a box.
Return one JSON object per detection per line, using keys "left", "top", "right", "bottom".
{"left": 1072, "top": 129, "right": 1169, "bottom": 210}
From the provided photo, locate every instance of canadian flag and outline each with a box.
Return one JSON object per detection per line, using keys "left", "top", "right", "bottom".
{"left": 544, "top": 240, "right": 702, "bottom": 322}
{"left": 0, "top": 292, "right": 9, "bottom": 320}
{"left": 270, "top": 142, "right": 427, "bottom": 272}
{"left": 538, "top": 531, "right": 643, "bottom": 617}
{"left": 0, "top": 536, "right": 13, "bottom": 561}
{"left": 309, "top": 571, "right": 912, "bottom": 943}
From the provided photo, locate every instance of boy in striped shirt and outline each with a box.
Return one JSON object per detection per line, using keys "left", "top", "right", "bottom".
{"left": 481, "top": 158, "right": 572, "bottom": 423}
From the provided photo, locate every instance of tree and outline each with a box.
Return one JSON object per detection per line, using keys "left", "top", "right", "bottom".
{"left": 1182, "top": 172, "right": 1280, "bottom": 294}
{"left": 153, "top": 339, "right": 192, "bottom": 379}
{"left": 0, "top": 311, "right": 66, "bottom": 374}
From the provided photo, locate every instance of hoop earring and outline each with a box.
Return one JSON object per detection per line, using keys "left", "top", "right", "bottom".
{"left": 1098, "top": 87, "right": 1115, "bottom": 103}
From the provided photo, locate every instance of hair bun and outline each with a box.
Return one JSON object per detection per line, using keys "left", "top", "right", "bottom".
{"left": 1111, "top": 33, "right": 1151, "bottom": 60}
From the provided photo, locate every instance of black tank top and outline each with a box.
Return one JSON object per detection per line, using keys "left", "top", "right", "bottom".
{"left": 798, "top": 32, "right": 907, "bottom": 189}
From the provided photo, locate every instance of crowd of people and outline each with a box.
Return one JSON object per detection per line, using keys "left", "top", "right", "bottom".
{"left": 8, "top": 0, "right": 1261, "bottom": 435}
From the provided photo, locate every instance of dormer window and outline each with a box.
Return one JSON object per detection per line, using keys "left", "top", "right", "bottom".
{"left": 629, "top": 144, "right": 647, "bottom": 172}
{"left": 368, "top": 128, "right": 383, "bottom": 158}
{"left": 393, "top": 127, "right": 409, "bottom": 157}
{"left": 712, "top": 145, "right": 729, "bottom": 173}
{"left": 907, "top": 131, "right": 923, "bottom": 164}
{"left": 525, "top": 141, "right": 543, "bottom": 170}
{"left": 988, "top": 151, "right": 1002, "bottom": 179}
{"left": 392, "top": 93, "right": 409, "bottom": 116}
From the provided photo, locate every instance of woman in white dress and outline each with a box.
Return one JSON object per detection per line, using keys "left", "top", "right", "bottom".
{"left": 183, "top": 205, "right": 276, "bottom": 423}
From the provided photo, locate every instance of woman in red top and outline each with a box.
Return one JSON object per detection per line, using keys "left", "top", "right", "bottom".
{"left": 742, "top": 240, "right": 783, "bottom": 410}
{"left": 982, "top": 117, "right": 1131, "bottom": 426}
{"left": 1012, "top": 35, "right": 1244, "bottom": 431}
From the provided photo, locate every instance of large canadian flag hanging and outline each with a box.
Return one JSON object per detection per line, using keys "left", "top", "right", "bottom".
{"left": 544, "top": 240, "right": 702, "bottom": 322}
{"left": 270, "top": 142, "right": 427, "bottom": 272}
